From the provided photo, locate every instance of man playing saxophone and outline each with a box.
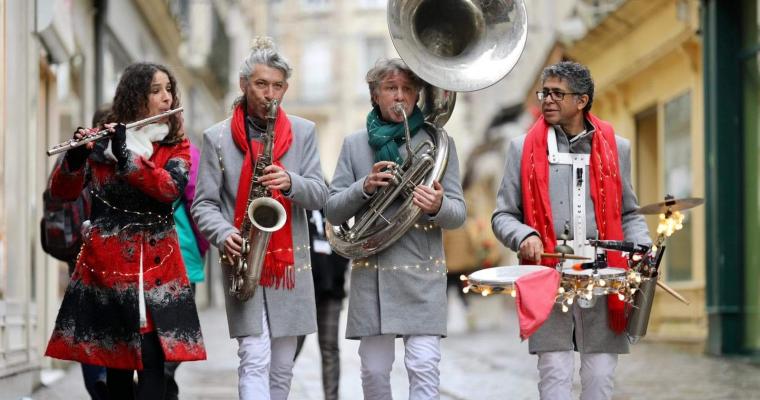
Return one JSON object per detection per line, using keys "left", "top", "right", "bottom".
{"left": 191, "top": 37, "right": 328, "bottom": 400}
{"left": 325, "top": 58, "right": 465, "bottom": 399}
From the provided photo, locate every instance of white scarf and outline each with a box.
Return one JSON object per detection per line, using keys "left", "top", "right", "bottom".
{"left": 104, "top": 123, "right": 170, "bottom": 162}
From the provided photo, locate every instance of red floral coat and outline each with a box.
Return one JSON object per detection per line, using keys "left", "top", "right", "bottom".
{"left": 45, "top": 137, "right": 206, "bottom": 370}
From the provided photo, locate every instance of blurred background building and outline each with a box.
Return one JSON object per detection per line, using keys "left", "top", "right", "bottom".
{"left": 0, "top": 0, "right": 255, "bottom": 395}
{"left": 1, "top": 0, "right": 759, "bottom": 397}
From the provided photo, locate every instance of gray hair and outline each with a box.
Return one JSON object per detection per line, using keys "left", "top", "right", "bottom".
{"left": 541, "top": 61, "right": 595, "bottom": 113}
{"left": 365, "top": 58, "right": 424, "bottom": 107}
{"left": 239, "top": 36, "right": 292, "bottom": 81}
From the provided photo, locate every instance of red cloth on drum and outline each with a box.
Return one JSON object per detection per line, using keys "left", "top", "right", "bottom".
{"left": 231, "top": 104, "right": 295, "bottom": 290}
{"left": 520, "top": 113, "right": 629, "bottom": 333}
{"left": 515, "top": 268, "right": 561, "bottom": 340}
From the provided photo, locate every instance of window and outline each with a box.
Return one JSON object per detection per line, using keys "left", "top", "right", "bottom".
{"left": 356, "top": 36, "right": 387, "bottom": 96}
{"left": 301, "top": 39, "right": 332, "bottom": 102}
{"left": 301, "top": 0, "right": 331, "bottom": 12}
{"left": 635, "top": 107, "right": 658, "bottom": 212}
{"left": 207, "top": 8, "right": 230, "bottom": 89}
{"left": 101, "top": 32, "right": 131, "bottom": 101}
{"left": 663, "top": 91, "right": 693, "bottom": 282}
{"left": 358, "top": 0, "right": 386, "bottom": 9}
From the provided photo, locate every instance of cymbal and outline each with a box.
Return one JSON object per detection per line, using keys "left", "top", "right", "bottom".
{"left": 541, "top": 252, "right": 591, "bottom": 261}
{"left": 637, "top": 197, "right": 704, "bottom": 215}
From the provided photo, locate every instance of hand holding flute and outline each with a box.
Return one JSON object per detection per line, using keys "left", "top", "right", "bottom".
{"left": 64, "top": 124, "right": 120, "bottom": 169}
{"left": 47, "top": 107, "right": 183, "bottom": 156}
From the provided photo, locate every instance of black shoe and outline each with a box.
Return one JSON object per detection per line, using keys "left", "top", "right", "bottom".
{"left": 93, "top": 380, "right": 108, "bottom": 400}
{"left": 164, "top": 376, "right": 179, "bottom": 400}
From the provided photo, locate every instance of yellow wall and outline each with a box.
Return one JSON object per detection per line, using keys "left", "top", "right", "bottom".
{"left": 568, "top": 0, "right": 706, "bottom": 342}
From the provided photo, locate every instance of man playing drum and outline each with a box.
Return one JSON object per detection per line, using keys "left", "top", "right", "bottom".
{"left": 491, "top": 61, "right": 651, "bottom": 400}
{"left": 325, "top": 58, "right": 465, "bottom": 399}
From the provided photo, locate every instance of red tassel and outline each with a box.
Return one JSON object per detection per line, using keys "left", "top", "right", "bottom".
{"left": 607, "top": 294, "right": 628, "bottom": 334}
{"left": 259, "top": 259, "right": 295, "bottom": 290}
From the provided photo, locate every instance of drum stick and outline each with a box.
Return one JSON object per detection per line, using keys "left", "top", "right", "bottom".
{"left": 656, "top": 279, "right": 690, "bottom": 305}
{"left": 541, "top": 252, "right": 591, "bottom": 261}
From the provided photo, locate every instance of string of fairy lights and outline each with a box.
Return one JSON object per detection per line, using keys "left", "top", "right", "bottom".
{"left": 461, "top": 210, "right": 686, "bottom": 312}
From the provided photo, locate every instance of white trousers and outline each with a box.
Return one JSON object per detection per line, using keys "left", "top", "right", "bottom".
{"left": 536, "top": 351, "right": 618, "bottom": 400}
{"left": 358, "top": 334, "right": 441, "bottom": 400}
{"left": 236, "top": 309, "right": 298, "bottom": 400}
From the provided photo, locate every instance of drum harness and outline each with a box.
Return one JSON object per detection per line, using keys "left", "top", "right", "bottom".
{"left": 547, "top": 126, "right": 595, "bottom": 267}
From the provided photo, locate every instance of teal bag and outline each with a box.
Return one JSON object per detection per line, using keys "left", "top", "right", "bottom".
{"left": 173, "top": 200, "right": 205, "bottom": 283}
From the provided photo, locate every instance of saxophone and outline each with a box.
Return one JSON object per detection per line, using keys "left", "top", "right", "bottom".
{"left": 229, "top": 99, "right": 287, "bottom": 301}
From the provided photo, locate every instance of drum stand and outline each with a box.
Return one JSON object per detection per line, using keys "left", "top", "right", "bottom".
{"left": 552, "top": 249, "right": 642, "bottom": 312}
{"left": 625, "top": 195, "right": 703, "bottom": 342}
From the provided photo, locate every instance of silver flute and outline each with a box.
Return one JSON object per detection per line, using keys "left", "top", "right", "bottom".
{"left": 46, "top": 107, "right": 184, "bottom": 156}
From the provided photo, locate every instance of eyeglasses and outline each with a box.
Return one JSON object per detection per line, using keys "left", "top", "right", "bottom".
{"left": 536, "top": 90, "right": 582, "bottom": 102}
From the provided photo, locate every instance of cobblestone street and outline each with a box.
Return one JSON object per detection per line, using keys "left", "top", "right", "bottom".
{"left": 31, "top": 293, "right": 760, "bottom": 400}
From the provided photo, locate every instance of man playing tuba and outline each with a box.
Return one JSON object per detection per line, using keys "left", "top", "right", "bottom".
{"left": 325, "top": 58, "right": 466, "bottom": 399}
{"left": 192, "top": 37, "right": 328, "bottom": 400}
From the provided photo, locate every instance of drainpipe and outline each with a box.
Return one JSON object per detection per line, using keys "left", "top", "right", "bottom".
{"left": 702, "top": 0, "right": 745, "bottom": 356}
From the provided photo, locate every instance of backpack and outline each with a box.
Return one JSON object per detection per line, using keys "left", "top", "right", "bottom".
{"left": 39, "top": 166, "right": 91, "bottom": 262}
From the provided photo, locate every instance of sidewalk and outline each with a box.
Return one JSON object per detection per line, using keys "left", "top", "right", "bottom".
{"left": 31, "top": 293, "right": 760, "bottom": 399}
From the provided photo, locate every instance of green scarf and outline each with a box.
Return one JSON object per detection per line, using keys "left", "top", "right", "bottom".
{"left": 366, "top": 105, "right": 425, "bottom": 163}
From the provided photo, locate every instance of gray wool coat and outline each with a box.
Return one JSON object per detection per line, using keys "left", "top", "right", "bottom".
{"left": 491, "top": 123, "right": 651, "bottom": 354}
{"left": 325, "top": 127, "right": 466, "bottom": 339}
{"left": 191, "top": 114, "right": 328, "bottom": 339}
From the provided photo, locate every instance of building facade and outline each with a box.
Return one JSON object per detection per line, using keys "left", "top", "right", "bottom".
{"left": 533, "top": 0, "right": 760, "bottom": 357}
{"left": 0, "top": 0, "right": 247, "bottom": 395}
{"left": 564, "top": 0, "right": 707, "bottom": 343}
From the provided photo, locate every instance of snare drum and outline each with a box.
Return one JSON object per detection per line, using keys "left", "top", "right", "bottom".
{"left": 560, "top": 267, "right": 626, "bottom": 308}
{"left": 465, "top": 265, "right": 546, "bottom": 296}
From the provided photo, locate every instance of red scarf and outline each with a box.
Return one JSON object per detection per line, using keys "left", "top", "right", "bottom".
{"left": 231, "top": 104, "right": 295, "bottom": 290}
{"left": 520, "top": 113, "right": 628, "bottom": 333}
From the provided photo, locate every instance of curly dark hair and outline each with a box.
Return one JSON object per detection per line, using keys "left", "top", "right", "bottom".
{"left": 541, "top": 61, "right": 595, "bottom": 113}
{"left": 108, "top": 62, "right": 183, "bottom": 142}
